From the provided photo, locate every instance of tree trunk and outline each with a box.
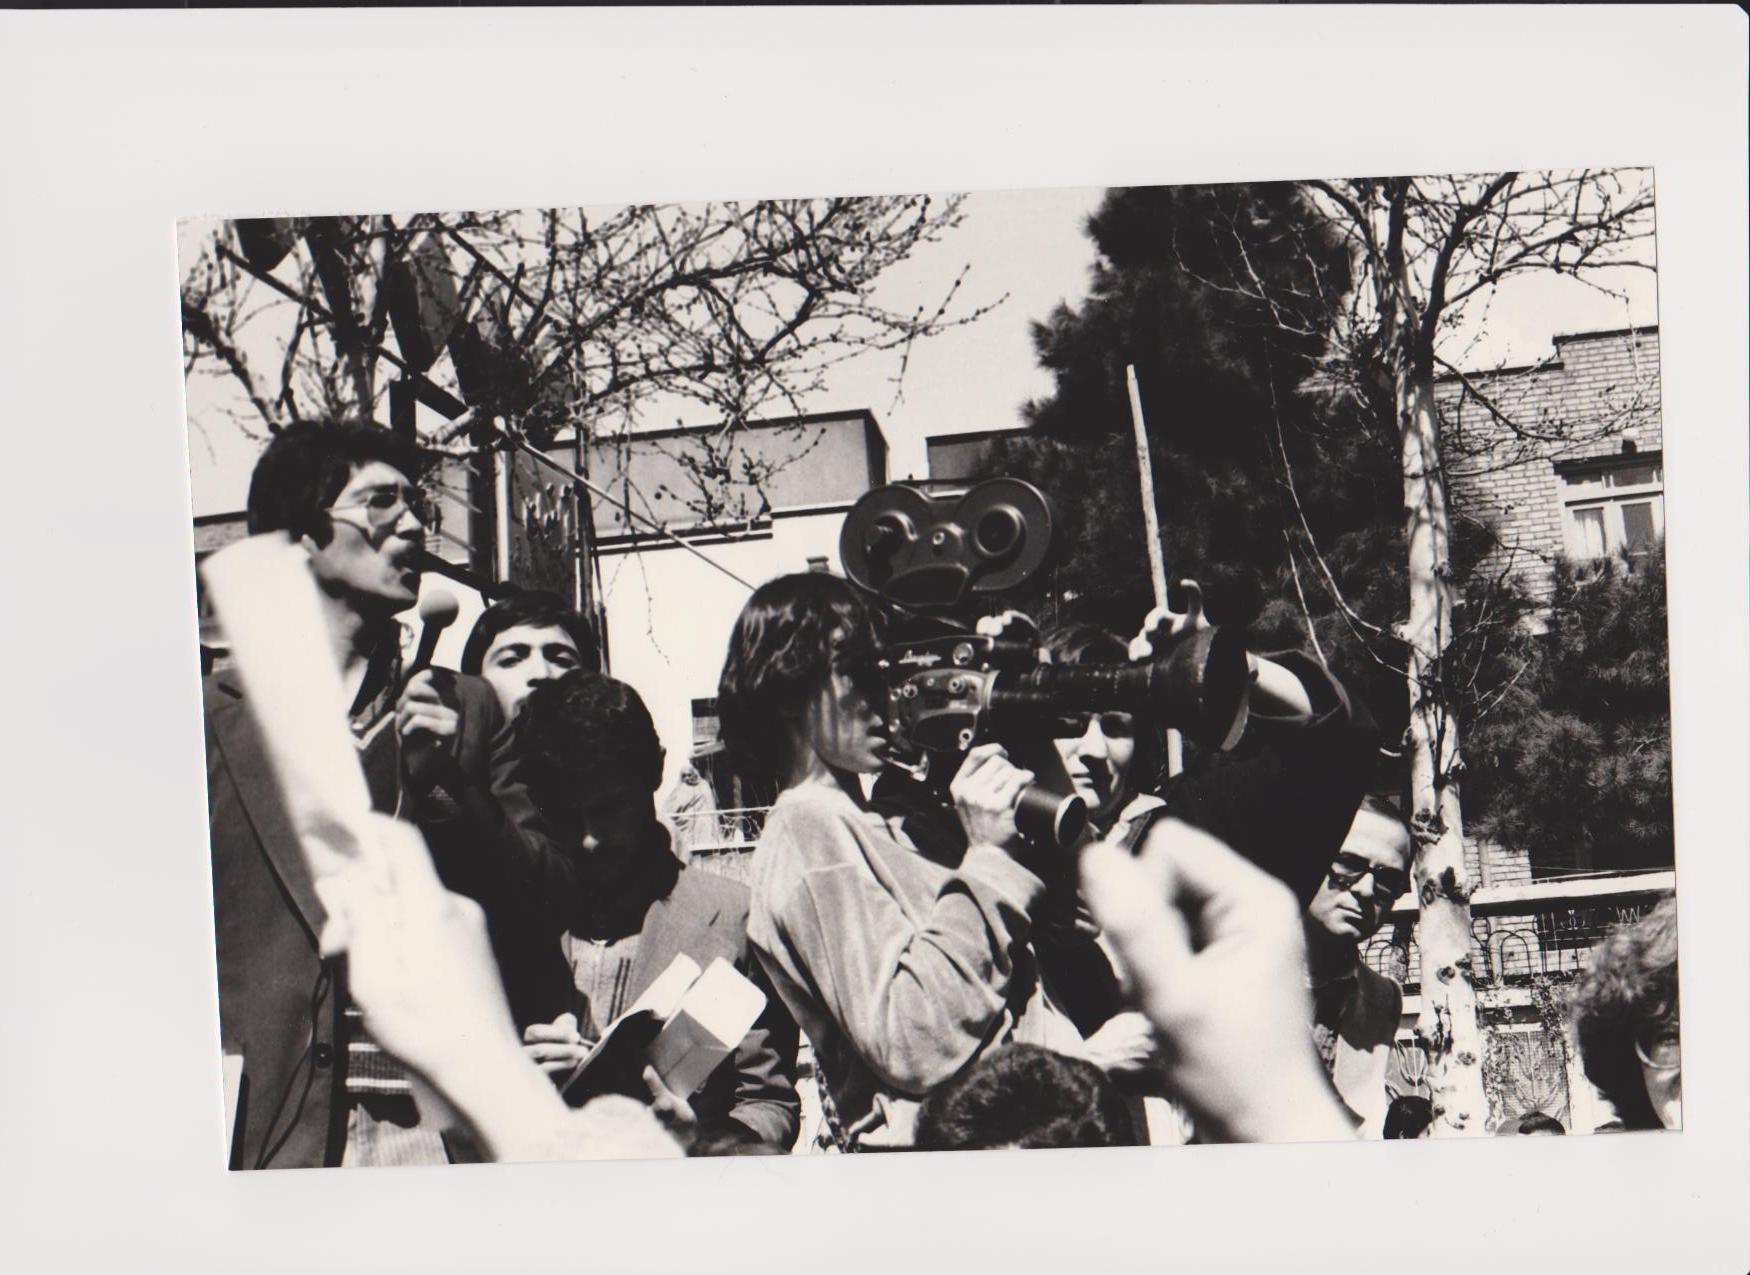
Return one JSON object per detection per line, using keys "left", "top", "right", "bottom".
{"left": 1399, "top": 359, "right": 1489, "bottom": 1136}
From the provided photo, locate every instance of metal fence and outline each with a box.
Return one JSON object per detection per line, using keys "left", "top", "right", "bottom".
{"left": 1363, "top": 885, "right": 1671, "bottom": 992}
{"left": 681, "top": 806, "right": 771, "bottom": 885}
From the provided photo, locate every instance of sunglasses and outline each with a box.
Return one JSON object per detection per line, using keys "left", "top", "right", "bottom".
{"left": 1054, "top": 712, "right": 1136, "bottom": 739}
{"left": 1326, "top": 853, "right": 1410, "bottom": 901}
{"left": 329, "top": 484, "right": 431, "bottom": 529}
{"left": 1634, "top": 1029, "right": 1680, "bottom": 1072}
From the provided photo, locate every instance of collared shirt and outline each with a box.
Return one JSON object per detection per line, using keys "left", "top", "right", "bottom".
{"left": 561, "top": 930, "right": 644, "bottom": 1043}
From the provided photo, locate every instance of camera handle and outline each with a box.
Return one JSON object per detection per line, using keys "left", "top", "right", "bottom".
{"left": 1015, "top": 770, "right": 1089, "bottom": 849}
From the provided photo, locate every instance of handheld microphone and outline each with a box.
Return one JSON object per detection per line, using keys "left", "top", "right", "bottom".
{"left": 407, "top": 588, "right": 460, "bottom": 681}
{"left": 399, "top": 587, "right": 462, "bottom": 803}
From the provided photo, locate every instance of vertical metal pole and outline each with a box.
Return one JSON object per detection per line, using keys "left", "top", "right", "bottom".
{"left": 572, "top": 424, "right": 610, "bottom": 674}
{"left": 493, "top": 442, "right": 512, "bottom": 584}
{"left": 388, "top": 377, "right": 416, "bottom": 442}
{"left": 1125, "top": 364, "right": 1183, "bottom": 777}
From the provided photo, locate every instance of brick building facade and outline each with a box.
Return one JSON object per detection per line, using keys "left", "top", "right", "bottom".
{"left": 1437, "top": 327, "right": 1663, "bottom": 600}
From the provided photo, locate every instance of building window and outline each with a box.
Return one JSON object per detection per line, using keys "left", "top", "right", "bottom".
{"left": 1559, "top": 455, "right": 1663, "bottom": 562}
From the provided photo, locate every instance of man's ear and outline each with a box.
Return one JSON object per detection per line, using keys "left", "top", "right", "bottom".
{"left": 297, "top": 516, "right": 334, "bottom": 556}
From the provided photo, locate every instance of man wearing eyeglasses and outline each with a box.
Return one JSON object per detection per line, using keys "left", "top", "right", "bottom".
{"left": 1303, "top": 794, "right": 1413, "bottom": 1139}
{"left": 204, "top": 420, "right": 563, "bottom": 1170}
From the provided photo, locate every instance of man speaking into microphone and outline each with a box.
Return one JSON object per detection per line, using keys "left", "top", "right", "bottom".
{"left": 203, "top": 420, "right": 560, "bottom": 1169}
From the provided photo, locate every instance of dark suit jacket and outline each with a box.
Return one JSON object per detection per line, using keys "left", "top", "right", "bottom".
{"left": 537, "top": 866, "right": 801, "bottom": 1152}
{"left": 204, "top": 666, "right": 558, "bottom": 1170}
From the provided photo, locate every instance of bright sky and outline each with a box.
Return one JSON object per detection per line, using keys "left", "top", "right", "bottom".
{"left": 180, "top": 183, "right": 1659, "bottom": 518}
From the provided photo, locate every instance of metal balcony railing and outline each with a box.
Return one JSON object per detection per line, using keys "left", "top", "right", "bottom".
{"left": 1362, "top": 870, "right": 1674, "bottom": 990}
{"left": 675, "top": 807, "right": 772, "bottom": 884}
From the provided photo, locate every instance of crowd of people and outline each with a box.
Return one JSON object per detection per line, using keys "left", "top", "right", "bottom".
{"left": 204, "top": 420, "right": 1683, "bottom": 1169}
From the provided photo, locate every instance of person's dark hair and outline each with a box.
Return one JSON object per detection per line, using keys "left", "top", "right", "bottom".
{"left": 1506, "top": 1111, "right": 1567, "bottom": 1136}
{"left": 245, "top": 419, "right": 427, "bottom": 544}
{"left": 1382, "top": 1094, "right": 1435, "bottom": 1139}
{"left": 460, "top": 591, "right": 601, "bottom": 677}
{"left": 517, "top": 670, "right": 665, "bottom": 813}
{"left": 717, "top": 572, "right": 877, "bottom": 779}
{"left": 913, "top": 1044, "right": 1136, "bottom": 1152}
{"left": 1043, "top": 623, "right": 1128, "bottom": 669}
{"left": 1043, "top": 622, "right": 1165, "bottom": 800}
{"left": 1358, "top": 791, "right": 1406, "bottom": 825}
{"left": 1351, "top": 792, "right": 1415, "bottom": 872}
{"left": 1570, "top": 897, "right": 1679, "bottom": 1131}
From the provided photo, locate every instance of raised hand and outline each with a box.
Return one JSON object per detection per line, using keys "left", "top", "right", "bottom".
{"left": 1078, "top": 1010, "right": 1161, "bottom": 1081}
{"left": 1080, "top": 818, "right": 1357, "bottom": 1144}
{"left": 1127, "top": 579, "right": 1211, "bottom": 663}
{"left": 313, "top": 814, "right": 571, "bottom": 1161}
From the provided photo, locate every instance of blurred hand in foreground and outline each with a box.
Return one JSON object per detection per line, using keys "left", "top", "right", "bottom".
{"left": 314, "top": 815, "right": 581, "bottom": 1161}
{"left": 1081, "top": 818, "right": 1356, "bottom": 1144}
{"left": 1078, "top": 1010, "right": 1161, "bottom": 1082}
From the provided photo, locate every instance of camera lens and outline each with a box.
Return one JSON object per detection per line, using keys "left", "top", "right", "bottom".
{"left": 974, "top": 506, "right": 1022, "bottom": 558}
{"left": 868, "top": 512, "right": 913, "bottom": 557}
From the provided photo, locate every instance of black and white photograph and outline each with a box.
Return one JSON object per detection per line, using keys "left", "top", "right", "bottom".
{"left": 3, "top": 7, "right": 1746, "bottom": 1274}
{"left": 180, "top": 169, "right": 1681, "bottom": 1167}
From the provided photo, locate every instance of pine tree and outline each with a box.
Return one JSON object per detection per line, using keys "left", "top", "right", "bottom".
{"left": 1465, "top": 550, "right": 1674, "bottom": 875}
{"left": 978, "top": 182, "right": 1406, "bottom": 735}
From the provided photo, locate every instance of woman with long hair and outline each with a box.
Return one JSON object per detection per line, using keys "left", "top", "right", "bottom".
{"left": 718, "top": 573, "right": 1089, "bottom": 1149}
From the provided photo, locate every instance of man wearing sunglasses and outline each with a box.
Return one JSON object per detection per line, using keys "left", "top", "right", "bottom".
{"left": 1302, "top": 794, "right": 1413, "bottom": 1139}
{"left": 204, "top": 420, "right": 565, "bottom": 1170}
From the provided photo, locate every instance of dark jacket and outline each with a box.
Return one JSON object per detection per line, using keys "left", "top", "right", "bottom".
{"left": 532, "top": 865, "right": 802, "bottom": 1152}
{"left": 204, "top": 666, "right": 557, "bottom": 1169}
{"left": 1154, "top": 651, "right": 1383, "bottom": 905}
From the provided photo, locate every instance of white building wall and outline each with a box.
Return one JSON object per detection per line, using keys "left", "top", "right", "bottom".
{"left": 596, "top": 507, "right": 851, "bottom": 792}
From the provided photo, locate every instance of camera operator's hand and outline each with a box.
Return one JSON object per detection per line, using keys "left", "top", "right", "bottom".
{"left": 974, "top": 609, "right": 1041, "bottom": 646}
{"left": 1127, "top": 580, "right": 1211, "bottom": 662}
{"left": 1081, "top": 818, "right": 1357, "bottom": 1144}
{"left": 950, "top": 742, "right": 1034, "bottom": 853}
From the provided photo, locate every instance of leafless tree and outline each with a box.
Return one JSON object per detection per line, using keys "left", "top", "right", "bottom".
{"left": 1295, "top": 169, "right": 1657, "bottom": 1134}
{"left": 181, "top": 198, "right": 1001, "bottom": 528}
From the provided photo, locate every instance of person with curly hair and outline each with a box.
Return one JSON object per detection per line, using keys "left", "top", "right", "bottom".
{"left": 1570, "top": 896, "right": 1681, "bottom": 1131}
{"left": 508, "top": 669, "right": 801, "bottom": 1154}
{"left": 913, "top": 1043, "right": 1136, "bottom": 1151}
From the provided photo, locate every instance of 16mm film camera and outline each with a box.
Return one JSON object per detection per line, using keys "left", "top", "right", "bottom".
{"left": 839, "top": 478, "right": 1253, "bottom": 848}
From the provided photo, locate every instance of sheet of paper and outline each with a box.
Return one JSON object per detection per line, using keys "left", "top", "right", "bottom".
{"left": 200, "top": 533, "right": 374, "bottom": 876}
{"left": 222, "top": 1053, "right": 244, "bottom": 1166}
{"left": 646, "top": 957, "right": 766, "bottom": 1097}
{"left": 560, "top": 953, "right": 702, "bottom": 1100}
